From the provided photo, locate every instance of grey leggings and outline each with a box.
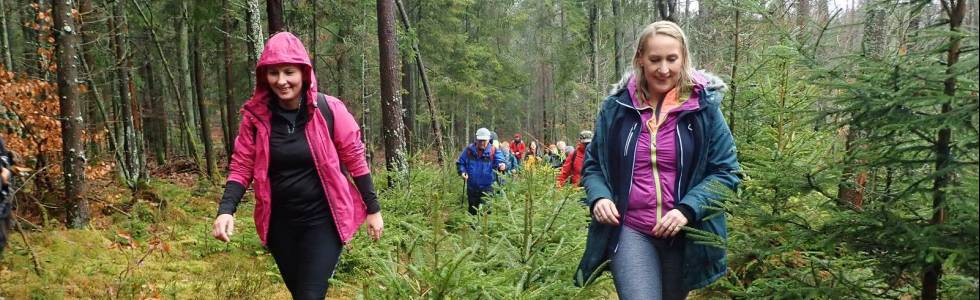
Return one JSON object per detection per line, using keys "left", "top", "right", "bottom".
{"left": 611, "top": 226, "right": 689, "bottom": 300}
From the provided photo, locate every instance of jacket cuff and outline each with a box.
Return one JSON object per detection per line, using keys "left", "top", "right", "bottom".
{"left": 353, "top": 174, "right": 381, "bottom": 214}
{"left": 217, "top": 181, "right": 246, "bottom": 216}
{"left": 677, "top": 203, "right": 696, "bottom": 223}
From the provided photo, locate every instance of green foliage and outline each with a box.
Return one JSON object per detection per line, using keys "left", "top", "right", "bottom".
{"left": 714, "top": 1, "right": 980, "bottom": 298}
{"left": 336, "top": 162, "right": 615, "bottom": 298}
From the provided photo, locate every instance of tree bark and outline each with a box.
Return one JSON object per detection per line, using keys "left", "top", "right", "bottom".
{"left": 78, "top": 0, "right": 104, "bottom": 157}
{"left": 53, "top": 0, "right": 89, "bottom": 228}
{"left": 797, "top": 0, "right": 810, "bottom": 31}
{"left": 0, "top": 0, "right": 12, "bottom": 70}
{"left": 729, "top": 7, "right": 739, "bottom": 134}
{"left": 245, "top": 0, "right": 263, "bottom": 88}
{"left": 837, "top": 5, "right": 887, "bottom": 210}
{"left": 377, "top": 0, "right": 408, "bottom": 179}
{"left": 657, "top": 0, "right": 678, "bottom": 22}
{"left": 267, "top": 0, "right": 284, "bottom": 34}
{"left": 111, "top": 0, "right": 147, "bottom": 190}
{"left": 396, "top": 0, "right": 444, "bottom": 165}
{"left": 310, "top": 0, "right": 317, "bottom": 75}
{"left": 178, "top": 0, "right": 198, "bottom": 151}
{"left": 20, "top": 1, "right": 39, "bottom": 77}
{"left": 588, "top": 0, "right": 600, "bottom": 109}
{"left": 402, "top": 54, "right": 415, "bottom": 153}
{"left": 924, "top": 1, "right": 964, "bottom": 298}
{"left": 192, "top": 25, "right": 216, "bottom": 181}
{"left": 223, "top": 0, "right": 237, "bottom": 158}
{"left": 142, "top": 53, "right": 167, "bottom": 165}
{"left": 131, "top": 0, "right": 201, "bottom": 173}
{"left": 612, "top": 0, "right": 622, "bottom": 76}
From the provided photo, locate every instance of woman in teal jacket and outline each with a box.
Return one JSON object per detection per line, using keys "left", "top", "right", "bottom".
{"left": 574, "top": 21, "right": 741, "bottom": 299}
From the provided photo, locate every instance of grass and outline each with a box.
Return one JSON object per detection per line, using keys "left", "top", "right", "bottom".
{"left": 0, "top": 162, "right": 616, "bottom": 299}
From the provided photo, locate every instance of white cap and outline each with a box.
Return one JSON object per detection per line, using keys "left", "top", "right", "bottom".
{"left": 475, "top": 128, "right": 492, "bottom": 141}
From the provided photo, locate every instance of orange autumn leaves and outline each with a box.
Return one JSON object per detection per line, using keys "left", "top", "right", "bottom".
{"left": 0, "top": 66, "right": 109, "bottom": 181}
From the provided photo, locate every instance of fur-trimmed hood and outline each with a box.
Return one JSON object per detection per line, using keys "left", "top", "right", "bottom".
{"left": 608, "top": 70, "right": 728, "bottom": 108}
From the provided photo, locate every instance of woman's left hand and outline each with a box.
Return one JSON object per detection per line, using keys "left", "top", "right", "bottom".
{"left": 652, "top": 209, "right": 688, "bottom": 238}
{"left": 365, "top": 212, "right": 384, "bottom": 241}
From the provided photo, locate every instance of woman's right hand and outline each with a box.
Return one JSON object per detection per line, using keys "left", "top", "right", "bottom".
{"left": 212, "top": 214, "right": 235, "bottom": 242}
{"left": 592, "top": 198, "right": 620, "bottom": 225}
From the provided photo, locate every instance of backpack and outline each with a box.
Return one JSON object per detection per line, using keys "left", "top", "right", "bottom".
{"left": 466, "top": 145, "right": 495, "bottom": 160}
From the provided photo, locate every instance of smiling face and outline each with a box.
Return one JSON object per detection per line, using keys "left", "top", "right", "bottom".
{"left": 638, "top": 34, "right": 684, "bottom": 99}
{"left": 265, "top": 64, "right": 304, "bottom": 102}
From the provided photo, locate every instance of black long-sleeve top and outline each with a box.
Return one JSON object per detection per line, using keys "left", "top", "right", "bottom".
{"left": 217, "top": 100, "right": 380, "bottom": 223}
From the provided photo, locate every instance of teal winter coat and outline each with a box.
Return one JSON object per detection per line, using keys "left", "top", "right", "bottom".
{"left": 574, "top": 71, "right": 742, "bottom": 290}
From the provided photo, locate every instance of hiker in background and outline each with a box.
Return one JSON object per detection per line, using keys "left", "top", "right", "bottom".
{"left": 510, "top": 133, "right": 527, "bottom": 161}
{"left": 500, "top": 141, "right": 521, "bottom": 175}
{"left": 574, "top": 21, "right": 742, "bottom": 300}
{"left": 211, "top": 32, "right": 383, "bottom": 299}
{"left": 524, "top": 140, "right": 543, "bottom": 167}
{"left": 0, "top": 136, "right": 14, "bottom": 258}
{"left": 457, "top": 128, "right": 507, "bottom": 215}
{"left": 545, "top": 143, "right": 565, "bottom": 168}
{"left": 557, "top": 130, "right": 592, "bottom": 188}
{"left": 556, "top": 140, "right": 568, "bottom": 158}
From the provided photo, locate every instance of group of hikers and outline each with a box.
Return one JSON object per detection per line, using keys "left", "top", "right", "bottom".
{"left": 0, "top": 19, "right": 743, "bottom": 300}
{"left": 454, "top": 128, "right": 594, "bottom": 215}
{"left": 205, "top": 19, "right": 741, "bottom": 300}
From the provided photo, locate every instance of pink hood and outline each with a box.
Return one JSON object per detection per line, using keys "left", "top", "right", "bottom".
{"left": 227, "top": 32, "right": 370, "bottom": 245}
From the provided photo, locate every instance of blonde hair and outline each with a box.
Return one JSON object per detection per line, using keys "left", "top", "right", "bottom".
{"left": 631, "top": 21, "right": 695, "bottom": 104}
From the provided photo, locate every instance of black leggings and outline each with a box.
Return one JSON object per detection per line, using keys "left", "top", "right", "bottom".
{"left": 267, "top": 218, "right": 343, "bottom": 300}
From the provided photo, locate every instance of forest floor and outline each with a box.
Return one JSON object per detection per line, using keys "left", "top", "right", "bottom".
{"left": 0, "top": 161, "right": 628, "bottom": 299}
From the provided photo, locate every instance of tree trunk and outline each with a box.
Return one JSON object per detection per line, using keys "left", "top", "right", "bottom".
{"left": 143, "top": 54, "right": 167, "bottom": 165}
{"left": 130, "top": 0, "right": 201, "bottom": 173}
{"left": 0, "top": 0, "right": 12, "bottom": 70}
{"left": 78, "top": 0, "right": 104, "bottom": 157}
{"left": 612, "top": 0, "right": 622, "bottom": 76}
{"left": 837, "top": 5, "right": 887, "bottom": 210}
{"left": 111, "top": 0, "right": 147, "bottom": 190}
{"left": 729, "top": 8, "right": 739, "bottom": 134}
{"left": 396, "top": 0, "right": 444, "bottom": 165}
{"left": 245, "top": 0, "right": 263, "bottom": 88}
{"left": 336, "top": 22, "right": 350, "bottom": 100}
{"left": 178, "top": 0, "right": 198, "bottom": 153}
{"left": 20, "top": 1, "right": 39, "bottom": 77}
{"left": 53, "top": 0, "right": 89, "bottom": 228}
{"left": 657, "top": 0, "right": 678, "bottom": 22}
{"left": 797, "top": 0, "right": 810, "bottom": 33}
{"left": 193, "top": 25, "right": 216, "bottom": 181}
{"left": 223, "top": 0, "right": 237, "bottom": 158}
{"left": 588, "top": 0, "right": 600, "bottom": 108}
{"left": 924, "top": 1, "right": 965, "bottom": 298}
{"left": 310, "top": 0, "right": 317, "bottom": 75}
{"left": 377, "top": 0, "right": 408, "bottom": 179}
{"left": 815, "top": 0, "right": 829, "bottom": 24}
{"left": 402, "top": 54, "right": 415, "bottom": 153}
{"left": 267, "top": 0, "right": 284, "bottom": 34}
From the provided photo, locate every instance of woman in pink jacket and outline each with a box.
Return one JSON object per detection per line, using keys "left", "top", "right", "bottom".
{"left": 211, "top": 32, "right": 383, "bottom": 299}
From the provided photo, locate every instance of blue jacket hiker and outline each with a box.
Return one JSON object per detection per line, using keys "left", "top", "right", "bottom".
{"left": 457, "top": 128, "right": 507, "bottom": 215}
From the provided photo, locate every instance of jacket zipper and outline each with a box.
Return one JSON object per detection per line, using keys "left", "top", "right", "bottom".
{"left": 675, "top": 120, "right": 684, "bottom": 198}
{"left": 612, "top": 99, "right": 642, "bottom": 254}
{"left": 624, "top": 123, "right": 637, "bottom": 157}
{"left": 646, "top": 117, "right": 665, "bottom": 222}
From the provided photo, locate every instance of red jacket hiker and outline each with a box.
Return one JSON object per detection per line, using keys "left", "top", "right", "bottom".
{"left": 510, "top": 134, "right": 527, "bottom": 160}
{"left": 557, "top": 142, "right": 588, "bottom": 187}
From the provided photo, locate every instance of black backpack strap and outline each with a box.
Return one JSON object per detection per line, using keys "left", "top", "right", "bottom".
{"left": 316, "top": 93, "right": 335, "bottom": 139}
{"left": 315, "top": 92, "right": 350, "bottom": 177}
